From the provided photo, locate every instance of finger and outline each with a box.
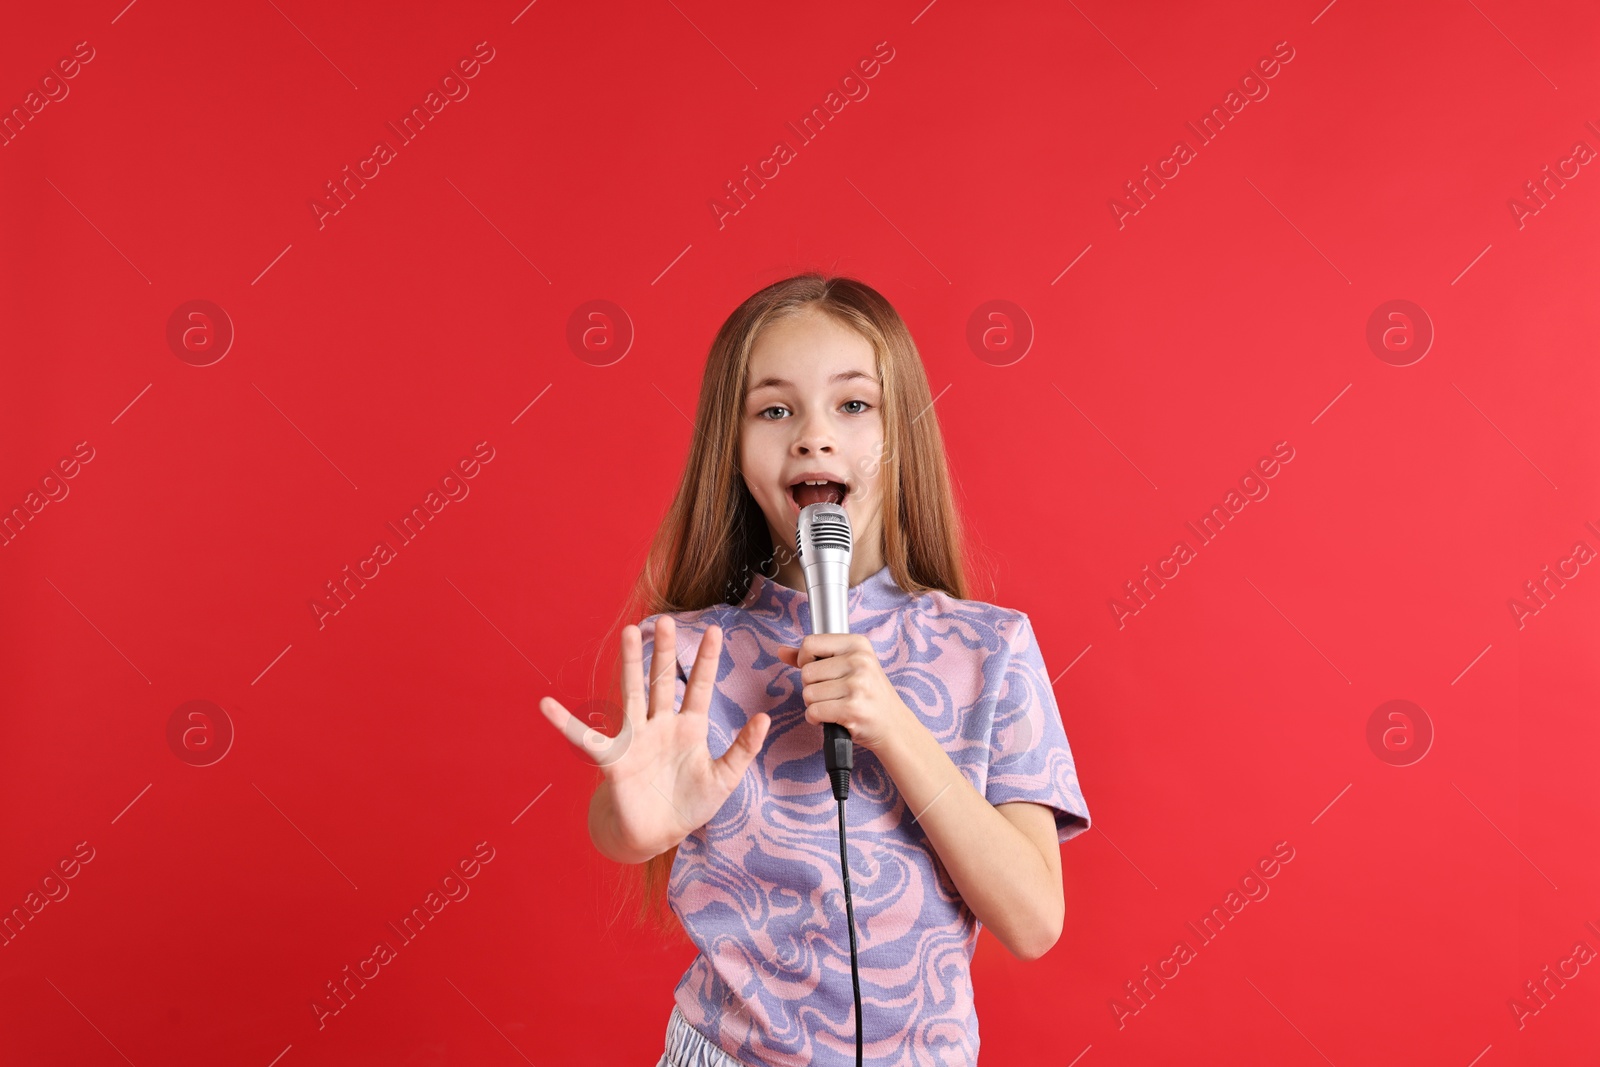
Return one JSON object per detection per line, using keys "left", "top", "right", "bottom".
{"left": 648, "top": 615, "right": 677, "bottom": 720}
{"left": 800, "top": 654, "right": 851, "bottom": 684}
{"left": 539, "top": 696, "right": 627, "bottom": 768}
{"left": 800, "top": 678, "right": 850, "bottom": 706}
{"left": 620, "top": 625, "right": 647, "bottom": 727}
{"left": 680, "top": 624, "right": 723, "bottom": 718}
{"left": 802, "top": 699, "right": 847, "bottom": 727}
{"left": 774, "top": 645, "right": 798, "bottom": 667}
{"left": 712, "top": 712, "right": 770, "bottom": 789}
{"left": 798, "top": 633, "right": 861, "bottom": 665}
{"left": 537, "top": 695, "right": 572, "bottom": 734}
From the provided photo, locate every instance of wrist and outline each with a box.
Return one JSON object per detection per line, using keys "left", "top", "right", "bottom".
{"left": 589, "top": 779, "right": 686, "bottom": 864}
{"left": 877, "top": 702, "right": 970, "bottom": 822}
{"left": 588, "top": 780, "right": 646, "bottom": 864}
{"left": 876, "top": 700, "right": 932, "bottom": 777}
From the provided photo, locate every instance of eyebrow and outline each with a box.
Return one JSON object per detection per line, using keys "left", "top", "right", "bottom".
{"left": 747, "top": 370, "right": 880, "bottom": 392}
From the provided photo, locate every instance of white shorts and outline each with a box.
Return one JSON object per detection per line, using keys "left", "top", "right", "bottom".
{"left": 655, "top": 1006, "right": 749, "bottom": 1067}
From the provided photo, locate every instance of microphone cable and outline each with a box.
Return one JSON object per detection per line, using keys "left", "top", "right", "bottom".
{"left": 826, "top": 742, "right": 863, "bottom": 1067}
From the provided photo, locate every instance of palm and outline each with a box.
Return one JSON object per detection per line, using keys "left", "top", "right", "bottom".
{"left": 606, "top": 686, "right": 730, "bottom": 846}
{"left": 539, "top": 617, "right": 769, "bottom": 859}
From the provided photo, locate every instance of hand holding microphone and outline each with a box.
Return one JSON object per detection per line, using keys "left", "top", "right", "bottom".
{"left": 772, "top": 631, "right": 911, "bottom": 756}
{"left": 775, "top": 503, "right": 916, "bottom": 800}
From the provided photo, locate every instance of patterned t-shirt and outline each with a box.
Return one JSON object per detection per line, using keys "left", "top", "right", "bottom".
{"left": 638, "top": 562, "right": 1091, "bottom": 1067}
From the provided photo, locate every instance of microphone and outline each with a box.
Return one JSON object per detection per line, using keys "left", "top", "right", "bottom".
{"left": 796, "top": 500, "right": 865, "bottom": 1067}
{"left": 795, "top": 501, "right": 853, "bottom": 802}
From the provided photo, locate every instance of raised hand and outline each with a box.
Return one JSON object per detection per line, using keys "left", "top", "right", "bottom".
{"left": 538, "top": 616, "right": 770, "bottom": 863}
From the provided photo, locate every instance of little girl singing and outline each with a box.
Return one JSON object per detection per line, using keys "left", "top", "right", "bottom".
{"left": 539, "top": 274, "right": 1092, "bottom": 1067}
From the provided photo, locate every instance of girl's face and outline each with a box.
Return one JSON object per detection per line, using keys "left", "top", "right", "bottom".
{"left": 739, "top": 308, "right": 886, "bottom": 590}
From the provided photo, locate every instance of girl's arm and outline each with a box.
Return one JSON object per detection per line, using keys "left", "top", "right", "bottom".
{"left": 776, "top": 630, "right": 1072, "bottom": 960}
{"left": 875, "top": 721, "right": 1065, "bottom": 960}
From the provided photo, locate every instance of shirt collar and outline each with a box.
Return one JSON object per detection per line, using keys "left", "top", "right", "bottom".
{"left": 739, "top": 562, "right": 913, "bottom": 631}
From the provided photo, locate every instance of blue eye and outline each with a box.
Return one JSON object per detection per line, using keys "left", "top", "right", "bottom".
{"left": 756, "top": 400, "right": 871, "bottom": 420}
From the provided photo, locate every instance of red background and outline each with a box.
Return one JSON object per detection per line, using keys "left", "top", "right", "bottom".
{"left": 2, "top": 1, "right": 1597, "bottom": 1064}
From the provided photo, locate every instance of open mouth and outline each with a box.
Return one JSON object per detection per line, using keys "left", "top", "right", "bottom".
{"left": 788, "top": 479, "right": 849, "bottom": 510}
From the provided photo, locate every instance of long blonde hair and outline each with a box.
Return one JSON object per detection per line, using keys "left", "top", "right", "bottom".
{"left": 595, "top": 272, "right": 981, "bottom": 936}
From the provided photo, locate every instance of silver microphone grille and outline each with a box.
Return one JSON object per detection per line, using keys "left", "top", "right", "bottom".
{"left": 796, "top": 505, "right": 853, "bottom": 557}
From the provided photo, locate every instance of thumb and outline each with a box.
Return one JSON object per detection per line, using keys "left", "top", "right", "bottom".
{"left": 774, "top": 645, "right": 798, "bottom": 666}
{"left": 713, "top": 712, "right": 770, "bottom": 784}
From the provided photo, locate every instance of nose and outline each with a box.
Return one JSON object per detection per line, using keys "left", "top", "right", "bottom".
{"left": 791, "top": 408, "right": 836, "bottom": 456}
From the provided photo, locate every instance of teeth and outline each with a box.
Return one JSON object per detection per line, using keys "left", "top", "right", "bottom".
{"left": 790, "top": 479, "right": 847, "bottom": 502}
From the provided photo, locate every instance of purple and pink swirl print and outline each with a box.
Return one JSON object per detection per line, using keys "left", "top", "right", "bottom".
{"left": 638, "top": 563, "right": 1091, "bottom": 1067}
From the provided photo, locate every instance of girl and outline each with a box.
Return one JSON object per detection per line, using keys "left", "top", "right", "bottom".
{"left": 539, "top": 274, "right": 1091, "bottom": 1067}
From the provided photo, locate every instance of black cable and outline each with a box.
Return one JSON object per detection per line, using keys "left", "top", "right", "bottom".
{"left": 835, "top": 794, "right": 863, "bottom": 1067}
{"left": 824, "top": 720, "right": 860, "bottom": 1065}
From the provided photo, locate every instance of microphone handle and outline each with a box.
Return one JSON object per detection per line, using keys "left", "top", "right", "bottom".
{"left": 823, "top": 722, "right": 852, "bottom": 801}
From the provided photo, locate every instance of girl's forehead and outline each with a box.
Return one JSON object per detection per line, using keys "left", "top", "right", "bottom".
{"left": 746, "top": 331, "right": 878, "bottom": 391}
{"left": 751, "top": 312, "right": 872, "bottom": 360}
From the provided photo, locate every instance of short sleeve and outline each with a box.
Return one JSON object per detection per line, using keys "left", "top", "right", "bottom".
{"left": 985, "top": 613, "right": 1091, "bottom": 843}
